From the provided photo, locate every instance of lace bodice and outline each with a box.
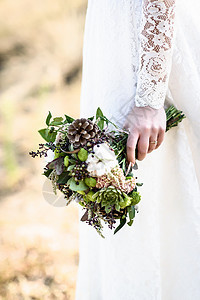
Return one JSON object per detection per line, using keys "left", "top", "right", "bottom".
{"left": 135, "top": 0, "right": 176, "bottom": 109}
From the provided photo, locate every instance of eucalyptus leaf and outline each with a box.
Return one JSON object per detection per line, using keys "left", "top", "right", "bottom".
{"left": 68, "top": 177, "right": 89, "bottom": 191}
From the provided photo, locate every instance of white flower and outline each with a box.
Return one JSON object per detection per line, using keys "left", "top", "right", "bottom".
{"left": 86, "top": 143, "right": 118, "bottom": 177}
{"left": 45, "top": 149, "right": 55, "bottom": 164}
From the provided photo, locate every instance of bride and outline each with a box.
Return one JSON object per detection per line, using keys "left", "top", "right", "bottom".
{"left": 75, "top": 0, "right": 200, "bottom": 299}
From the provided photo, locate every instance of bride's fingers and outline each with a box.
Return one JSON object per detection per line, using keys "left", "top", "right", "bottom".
{"left": 126, "top": 131, "right": 139, "bottom": 164}
{"left": 137, "top": 133, "right": 149, "bottom": 161}
{"left": 148, "top": 135, "right": 158, "bottom": 153}
{"left": 155, "top": 128, "right": 165, "bottom": 149}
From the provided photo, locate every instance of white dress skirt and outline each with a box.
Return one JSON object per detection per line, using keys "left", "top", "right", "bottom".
{"left": 75, "top": 1, "right": 200, "bottom": 299}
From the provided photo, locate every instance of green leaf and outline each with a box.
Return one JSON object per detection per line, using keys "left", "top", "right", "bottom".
{"left": 48, "top": 131, "right": 57, "bottom": 143}
{"left": 69, "top": 158, "right": 77, "bottom": 164}
{"left": 96, "top": 107, "right": 103, "bottom": 119}
{"left": 46, "top": 157, "right": 64, "bottom": 175}
{"left": 50, "top": 117, "right": 63, "bottom": 126}
{"left": 92, "top": 191, "right": 99, "bottom": 200}
{"left": 42, "top": 169, "right": 53, "bottom": 178}
{"left": 130, "top": 191, "right": 141, "bottom": 205}
{"left": 96, "top": 107, "right": 104, "bottom": 130}
{"left": 63, "top": 115, "right": 74, "bottom": 124}
{"left": 72, "top": 153, "right": 77, "bottom": 159}
{"left": 136, "top": 182, "right": 143, "bottom": 187}
{"left": 88, "top": 116, "right": 94, "bottom": 121}
{"left": 46, "top": 111, "right": 52, "bottom": 126}
{"left": 38, "top": 128, "right": 57, "bottom": 142}
{"left": 57, "top": 172, "right": 70, "bottom": 184}
{"left": 114, "top": 217, "right": 126, "bottom": 235}
{"left": 69, "top": 144, "right": 74, "bottom": 151}
{"left": 67, "top": 165, "right": 75, "bottom": 171}
{"left": 105, "top": 206, "right": 112, "bottom": 213}
{"left": 128, "top": 205, "right": 135, "bottom": 220}
{"left": 115, "top": 203, "right": 121, "bottom": 212}
{"left": 127, "top": 220, "right": 134, "bottom": 226}
{"left": 67, "top": 177, "right": 89, "bottom": 191}
{"left": 38, "top": 128, "right": 49, "bottom": 141}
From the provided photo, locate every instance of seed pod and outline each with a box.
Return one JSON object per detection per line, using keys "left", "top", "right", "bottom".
{"left": 78, "top": 148, "right": 88, "bottom": 162}
{"left": 54, "top": 149, "right": 60, "bottom": 159}
{"left": 85, "top": 177, "right": 97, "bottom": 188}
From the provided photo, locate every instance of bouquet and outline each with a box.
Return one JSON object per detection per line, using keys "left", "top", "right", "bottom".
{"left": 30, "top": 105, "right": 185, "bottom": 237}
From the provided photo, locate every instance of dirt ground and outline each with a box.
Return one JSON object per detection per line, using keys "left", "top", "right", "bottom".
{"left": 0, "top": 0, "right": 87, "bottom": 299}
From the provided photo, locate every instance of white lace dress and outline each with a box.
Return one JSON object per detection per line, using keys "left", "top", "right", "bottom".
{"left": 75, "top": 1, "right": 200, "bottom": 299}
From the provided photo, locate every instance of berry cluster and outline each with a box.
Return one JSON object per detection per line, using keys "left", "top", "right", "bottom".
{"left": 71, "top": 162, "right": 89, "bottom": 181}
{"left": 29, "top": 143, "right": 56, "bottom": 158}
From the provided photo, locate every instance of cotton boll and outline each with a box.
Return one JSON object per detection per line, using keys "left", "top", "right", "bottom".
{"left": 86, "top": 143, "right": 118, "bottom": 177}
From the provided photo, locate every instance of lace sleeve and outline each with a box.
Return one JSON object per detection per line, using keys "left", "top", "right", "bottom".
{"left": 134, "top": 0, "right": 176, "bottom": 109}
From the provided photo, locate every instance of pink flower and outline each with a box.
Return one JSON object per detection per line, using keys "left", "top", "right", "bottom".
{"left": 96, "top": 166, "right": 136, "bottom": 194}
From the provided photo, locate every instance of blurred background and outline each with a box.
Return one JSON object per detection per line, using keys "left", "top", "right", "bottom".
{"left": 0, "top": 0, "right": 87, "bottom": 299}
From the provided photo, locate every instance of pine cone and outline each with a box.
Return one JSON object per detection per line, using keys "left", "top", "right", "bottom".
{"left": 67, "top": 118, "right": 100, "bottom": 148}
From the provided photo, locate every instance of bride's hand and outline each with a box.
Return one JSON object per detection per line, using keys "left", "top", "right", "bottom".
{"left": 123, "top": 106, "right": 166, "bottom": 164}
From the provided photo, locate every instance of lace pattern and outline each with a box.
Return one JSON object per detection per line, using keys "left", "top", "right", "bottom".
{"left": 135, "top": 0, "right": 176, "bottom": 109}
